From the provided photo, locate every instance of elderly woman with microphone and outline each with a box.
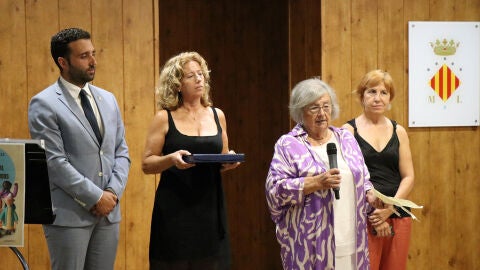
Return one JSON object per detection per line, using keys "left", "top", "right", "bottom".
{"left": 266, "top": 78, "right": 383, "bottom": 270}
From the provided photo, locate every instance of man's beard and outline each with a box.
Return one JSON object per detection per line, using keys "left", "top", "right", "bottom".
{"left": 68, "top": 66, "right": 95, "bottom": 85}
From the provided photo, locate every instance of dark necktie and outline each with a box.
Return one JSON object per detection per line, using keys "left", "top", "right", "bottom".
{"left": 79, "top": 89, "right": 102, "bottom": 144}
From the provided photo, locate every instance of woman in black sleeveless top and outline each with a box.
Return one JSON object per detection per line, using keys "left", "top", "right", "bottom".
{"left": 343, "top": 70, "right": 415, "bottom": 270}
{"left": 142, "top": 52, "right": 241, "bottom": 270}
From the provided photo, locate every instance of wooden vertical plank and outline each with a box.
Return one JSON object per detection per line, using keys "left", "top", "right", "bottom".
{"left": 403, "top": 1, "right": 431, "bottom": 269}
{"left": 0, "top": 1, "right": 28, "bottom": 268}
{"left": 58, "top": 0, "right": 91, "bottom": 30}
{"left": 212, "top": 2, "right": 288, "bottom": 268}
{"left": 1, "top": 246, "right": 26, "bottom": 270}
{"left": 25, "top": 0, "right": 59, "bottom": 268}
{"left": 153, "top": 0, "right": 160, "bottom": 103}
{"left": 378, "top": 0, "right": 405, "bottom": 124}
{"left": 91, "top": 1, "right": 126, "bottom": 269}
{"left": 123, "top": 0, "right": 156, "bottom": 269}
{"left": 427, "top": 1, "right": 458, "bottom": 269}
{"left": 302, "top": 0, "right": 322, "bottom": 78}
{"left": 404, "top": 125, "right": 431, "bottom": 270}
{"left": 453, "top": 126, "right": 480, "bottom": 269}
{"left": 350, "top": 0, "right": 378, "bottom": 118}
{"left": 92, "top": 1, "right": 124, "bottom": 99}
{"left": 463, "top": 0, "right": 480, "bottom": 19}
{"left": 321, "top": 0, "right": 352, "bottom": 126}
{"left": 158, "top": 1, "right": 289, "bottom": 269}
{"left": 289, "top": 0, "right": 322, "bottom": 87}
{"left": 428, "top": 126, "right": 456, "bottom": 268}
{"left": 0, "top": 0, "right": 28, "bottom": 138}
{"left": 289, "top": 0, "right": 308, "bottom": 86}
{"left": 25, "top": 0, "right": 59, "bottom": 99}
{"left": 452, "top": 2, "right": 480, "bottom": 269}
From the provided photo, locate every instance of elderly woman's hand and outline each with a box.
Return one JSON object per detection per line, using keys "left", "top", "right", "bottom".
{"left": 319, "top": 168, "right": 341, "bottom": 190}
{"left": 303, "top": 168, "right": 341, "bottom": 195}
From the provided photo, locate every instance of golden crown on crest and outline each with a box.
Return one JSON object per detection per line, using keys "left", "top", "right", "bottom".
{"left": 430, "top": 38, "right": 460, "bottom": 56}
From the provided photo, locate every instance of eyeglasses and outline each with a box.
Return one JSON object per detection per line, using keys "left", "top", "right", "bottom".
{"left": 306, "top": 104, "right": 332, "bottom": 115}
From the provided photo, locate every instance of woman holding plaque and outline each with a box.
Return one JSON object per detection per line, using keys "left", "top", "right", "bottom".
{"left": 142, "top": 51, "right": 240, "bottom": 270}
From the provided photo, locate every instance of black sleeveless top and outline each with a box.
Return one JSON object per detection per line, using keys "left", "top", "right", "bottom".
{"left": 347, "top": 119, "right": 409, "bottom": 218}
{"left": 149, "top": 107, "right": 230, "bottom": 263}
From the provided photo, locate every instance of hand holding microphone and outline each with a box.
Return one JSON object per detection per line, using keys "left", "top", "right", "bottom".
{"left": 326, "top": 143, "right": 340, "bottom": 200}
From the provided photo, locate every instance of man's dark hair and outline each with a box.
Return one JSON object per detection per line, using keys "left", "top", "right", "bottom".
{"left": 50, "top": 28, "right": 91, "bottom": 71}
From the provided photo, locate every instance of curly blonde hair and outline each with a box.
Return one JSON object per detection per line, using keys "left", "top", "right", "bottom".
{"left": 156, "top": 52, "right": 212, "bottom": 110}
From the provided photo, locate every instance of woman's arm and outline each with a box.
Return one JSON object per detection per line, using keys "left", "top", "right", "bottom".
{"left": 216, "top": 107, "right": 240, "bottom": 172}
{"left": 141, "top": 110, "right": 193, "bottom": 174}
{"left": 395, "top": 124, "right": 415, "bottom": 199}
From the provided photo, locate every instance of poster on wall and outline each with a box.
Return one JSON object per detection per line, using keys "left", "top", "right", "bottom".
{"left": 408, "top": 21, "right": 480, "bottom": 127}
{"left": 0, "top": 143, "right": 25, "bottom": 247}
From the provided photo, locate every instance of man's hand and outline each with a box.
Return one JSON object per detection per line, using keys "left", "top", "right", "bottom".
{"left": 90, "top": 191, "right": 117, "bottom": 217}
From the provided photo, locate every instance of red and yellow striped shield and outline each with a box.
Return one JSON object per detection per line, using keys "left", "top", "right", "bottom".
{"left": 429, "top": 64, "right": 461, "bottom": 102}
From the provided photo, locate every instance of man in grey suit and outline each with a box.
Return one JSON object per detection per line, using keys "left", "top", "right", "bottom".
{"left": 28, "top": 28, "right": 130, "bottom": 270}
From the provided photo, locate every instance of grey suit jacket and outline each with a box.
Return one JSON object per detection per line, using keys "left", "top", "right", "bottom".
{"left": 28, "top": 79, "right": 130, "bottom": 227}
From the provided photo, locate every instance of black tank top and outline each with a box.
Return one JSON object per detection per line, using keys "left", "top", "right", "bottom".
{"left": 347, "top": 119, "right": 409, "bottom": 218}
{"left": 149, "top": 107, "right": 230, "bottom": 263}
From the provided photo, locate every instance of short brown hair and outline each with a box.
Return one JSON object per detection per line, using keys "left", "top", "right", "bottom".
{"left": 355, "top": 69, "right": 395, "bottom": 101}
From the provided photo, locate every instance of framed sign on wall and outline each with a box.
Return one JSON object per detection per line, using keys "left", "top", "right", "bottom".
{"left": 0, "top": 143, "right": 25, "bottom": 247}
{"left": 408, "top": 21, "right": 480, "bottom": 127}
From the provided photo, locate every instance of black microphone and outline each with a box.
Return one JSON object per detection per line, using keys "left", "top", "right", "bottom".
{"left": 326, "top": 143, "right": 340, "bottom": 200}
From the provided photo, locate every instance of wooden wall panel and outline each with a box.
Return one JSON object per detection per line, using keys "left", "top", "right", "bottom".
{"left": 427, "top": 0, "right": 466, "bottom": 269}
{"left": 321, "top": 0, "right": 352, "bottom": 126}
{"left": 351, "top": 0, "right": 379, "bottom": 118}
{"left": 24, "top": 0, "right": 59, "bottom": 269}
{"left": 1, "top": 0, "right": 158, "bottom": 269}
{"left": 162, "top": 1, "right": 288, "bottom": 268}
{"left": 289, "top": 0, "right": 322, "bottom": 89}
{"left": 91, "top": 1, "right": 128, "bottom": 269}
{"left": 0, "top": 1, "right": 28, "bottom": 139}
{"left": 0, "top": 1, "right": 27, "bottom": 268}
{"left": 1, "top": 0, "right": 478, "bottom": 269}
{"left": 317, "top": 0, "right": 480, "bottom": 269}
{"left": 158, "top": 1, "right": 288, "bottom": 269}
{"left": 122, "top": 0, "right": 157, "bottom": 269}
{"left": 402, "top": 1, "right": 431, "bottom": 269}
{"left": 59, "top": 0, "right": 91, "bottom": 29}
{"left": 453, "top": 127, "right": 480, "bottom": 269}
{"left": 378, "top": 0, "right": 405, "bottom": 124}
{"left": 451, "top": 2, "right": 480, "bottom": 270}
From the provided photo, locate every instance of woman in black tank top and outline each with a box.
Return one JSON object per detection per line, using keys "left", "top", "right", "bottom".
{"left": 342, "top": 70, "right": 415, "bottom": 270}
{"left": 142, "top": 52, "right": 241, "bottom": 270}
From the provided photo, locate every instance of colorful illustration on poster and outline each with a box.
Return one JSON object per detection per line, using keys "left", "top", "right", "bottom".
{"left": 0, "top": 143, "right": 25, "bottom": 247}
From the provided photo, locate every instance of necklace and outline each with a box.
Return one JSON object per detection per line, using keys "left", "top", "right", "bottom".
{"left": 183, "top": 107, "right": 202, "bottom": 121}
{"left": 308, "top": 131, "right": 331, "bottom": 145}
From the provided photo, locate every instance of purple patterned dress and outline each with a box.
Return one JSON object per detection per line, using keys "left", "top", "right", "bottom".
{"left": 266, "top": 124, "right": 372, "bottom": 270}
